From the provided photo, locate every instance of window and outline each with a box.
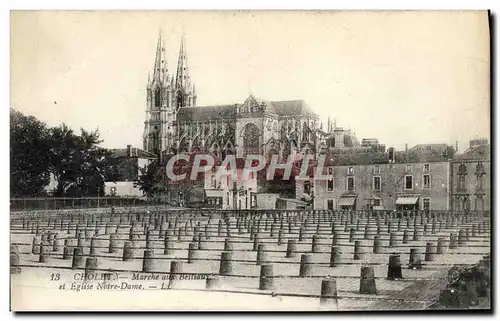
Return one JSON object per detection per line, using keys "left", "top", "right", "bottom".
{"left": 347, "top": 167, "right": 354, "bottom": 175}
{"left": 226, "top": 192, "right": 229, "bottom": 205}
{"left": 251, "top": 194, "right": 257, "bottom": 208}
{"left": 347, "top": 177, "right": 355, "bottom": 191}
{"left": 373, "top": 165, "right": 380, "bottom": 174}
{"left": 423, "top": 174, "right": 431, "bottom": 189}
{"left": 405, "top": 164, "right": 412, "bottom": 173}
{"left": 405, "top": 175, "right": 413, "bottom": 190}
{"left": 373, "top": 199, "right": 381, "bottom": 207}
{"left": 327, "top": 179, "right": 334, "bottom": 191}
{"left": 423, "top": 164, "right": 430, "bottom": 172}
{"left": 328, "top": 167, "right": 333, "bottom": 175}
{"left": 327, "top": 200, "right": 334, "bottom": 210}
{"left": 304, "top": 181, "right": 311, "bottom": 194}
{"left": 423, "top": 198, "right": 431, "bottom": 211}
{"left": 373, "top": 176, "right": 381, "bottom": 191}
{"left": 227, "top": 176, "right": 230, "bottom": 187}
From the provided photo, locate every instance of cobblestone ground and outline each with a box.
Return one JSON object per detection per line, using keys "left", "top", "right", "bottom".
{"left": 10, "top": 210, "right": 491, "bottom": 311}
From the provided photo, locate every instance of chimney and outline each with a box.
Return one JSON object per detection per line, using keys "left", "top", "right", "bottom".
{"left": 127, "top": 144, "right": 132, "bottom": 157}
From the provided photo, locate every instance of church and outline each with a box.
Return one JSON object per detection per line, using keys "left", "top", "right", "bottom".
{"left": 142, "top": 32, "right": 361, "bottom": 165}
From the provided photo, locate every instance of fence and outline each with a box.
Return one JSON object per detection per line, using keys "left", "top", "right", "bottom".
{"left": 9, "top": 197, "right": 174, "bottom": 212}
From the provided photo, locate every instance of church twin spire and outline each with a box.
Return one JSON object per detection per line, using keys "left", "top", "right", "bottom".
{"left": 148, "top": 29, "right": 195, "bottom": 102}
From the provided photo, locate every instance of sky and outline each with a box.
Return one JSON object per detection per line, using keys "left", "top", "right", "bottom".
{"left": 10, "top": 10, "right": 490, "bottom": 153}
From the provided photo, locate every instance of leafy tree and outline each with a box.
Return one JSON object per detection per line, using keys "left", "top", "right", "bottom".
{"left": 10, "top": 109, "right": 118, "bottom": 197}
{"left": 10, "top": 109, "right": 52, "bottom": 197}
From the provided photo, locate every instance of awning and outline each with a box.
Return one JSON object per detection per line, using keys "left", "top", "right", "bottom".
{"left": 373, "top": 206, "right": 385, "bottom": 211}
{"left": 395, "top": 197, "right": 419, "bottom": 205}
{"left": 205, "top": 190, "right": 223, "bottom": 198}
{"left": 338, "top": 196, "right": 356, "bottom": 206}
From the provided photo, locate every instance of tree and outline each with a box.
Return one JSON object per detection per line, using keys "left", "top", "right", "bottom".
{"left": 47, "top": 125, "right": 115, "bottom": 197}
{"left": 10, "top": 109, "right": 52, "bottom": 197}
{"left": 135, "top": 160, "right": 168, "bottom": 197}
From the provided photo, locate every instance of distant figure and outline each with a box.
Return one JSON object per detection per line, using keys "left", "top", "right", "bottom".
{"left": 111, "top": 206, "right": 115, "bottom": 215}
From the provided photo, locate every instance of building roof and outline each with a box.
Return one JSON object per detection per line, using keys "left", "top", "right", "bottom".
{"left": 177, "top": 104, "right": 237, "bottom": 121}
{"left": 454, "top": 144, "right": 490, "bottom": 161}
{"left": 176, "top": 96, "right": 317, "bottom": 121}
{"left": 110, "top": 147, "right": 157, "bottom": 159}
{"left": 271, "top": 100, "right": 315, "bottom": 116}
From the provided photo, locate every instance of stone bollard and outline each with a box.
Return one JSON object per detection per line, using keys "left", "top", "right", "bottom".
{"left": 62, "top": 239, "right": 74, "bottom": 260}
{"left": 409, "top": 248, "right": 422, "bottom": 269}
{"left": 437, "top": 238, "right": 447, "bottom": 254}
{"left": 330, "top": 247, "right": 341, "bottom": 267}
{"left": 277, "top": 229, "right": 284, "bottom": 246}
{"left": 299, "top": 226, "right": 305, "bottom": 242}
{"left": 256, "top": 244, "right": 267, "bottom": 265}
{"left": 458, "top": 229, "right": 466, "bottom": 246}
{"left": 85, "top": 257, "right": 98, "bottom": 279}
{"left": 413, "top": 226, "right": 422, "bottom": 241}
{"left": 32, "top": 236, "right": 41, "bottom": 254}
{"left": 286, "top": 239, "right": 297, "bottom": 258}
{"left": 198, "top": 233, "right": 205, "bottom": 250}
{"left": 388, "top": 232, "right": 397, "bottom": 247}
{"left": 402, "top": 230, "right": 409, "bottom": 244}
{"left": 331, "top": 232, "right": 339, "bottom": 246}
{"left": 52, "top": 234, "right": 61, "bottom": 252}
{"left": 187, "top": 242, "right": 198, "bottom": 264}
{"left": 108, "top": 233, "right": 119, "bottom": 253}
{"left": 359, "top": 266, "right": 377, "bottom": 294}
{"left": 448, "top": 233, "right": 458, "bottom": 249}
{"left": 363, "top": 225, "right": 372, "bottom": 240}
{"left": 224, "top": 238, "right": 233, "bottom": 252}
{"left": 205, "top": 275, "right": 221, "bottom": 290}
{"left": 122, "top": 241, "right": 134, "bottom": 261}
{"left": 259, "top": 264, "right": 274, "bottom": 290}
{"left": 353, "top": 240, "right": 364, "bottom": 260}
{"left": 299, "top": 254, "right": 313, "bottom": 277}
{"left": 471, "top": 224, "right": 477, "bottom": 237}
{"left": 168, "top": 260, "right": 182, "bottom": 289}
{"left": 424, "top": 242, "right": 436, "bottom": 261}
{"left": 142, "top": 250, "right": 155, "bottom": 273}
{"left": 177, "top": 228, "right": 183, "bottom": 242}
{"left": 219, "top": 251, "right": 233, "bottom": 276}
{"left": 320, "top": 279, "right": 338, "bottom": 309}
{"left": 10, "top": 252, "right": 21, "bottom": 274}
{"left": 72, "top": 247, "right": 85, "bottom": 269}
{"left": 312, "top": 234, "right": 321, "bottom": 253}
{"left": 39, "top": 242, "right": 50, "bottom": 263}
{"left": 372, "top": 236, "right": 382, "bottom": 254}
{"left": 387, "top": 254, "right": 403, "bottom": 280}
{"left": 90, "top": 237, "right": 98, "bottom": 256}
{"left": 349, "top": 228, "right": 356, "bottom": 243}
{"left": 164, "top": 237, "right": 174, "bottom": 255}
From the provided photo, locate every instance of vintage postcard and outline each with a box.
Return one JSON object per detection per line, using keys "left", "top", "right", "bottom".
{"left": 10, "top": 10, "right": 491, "bottom": 311}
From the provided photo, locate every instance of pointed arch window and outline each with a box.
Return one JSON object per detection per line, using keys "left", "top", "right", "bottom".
{"left": 243, "top": 123, "right": 260, "bottom": 156}
{"left": 154, "top": 87, "right": 162, "bottom": 107}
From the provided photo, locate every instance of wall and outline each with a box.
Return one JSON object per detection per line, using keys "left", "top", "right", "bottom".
{"left": 314, "top": 161, "right": 450, "bottom": 211}
{"left": 105, "top": 181, "right": 143, "bottom": 197}
{"left": 256, "top": 193, "right": 280, "bottom": 209}
{"left": 450, "top": 160, "right": 491, "bottom": 211}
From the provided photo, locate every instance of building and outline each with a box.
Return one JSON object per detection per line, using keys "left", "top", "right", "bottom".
{"left": 303, "top": 143, "right": 454, "bottom": 212}
{"left": 141, "top": 31, "right": 367, "bottom": 165}
{"left": 450, "top": 139, "right": 491, "bottom": 213}
{"left": 203, "top": 164, "right": 258, "bottom": 210}
{"left": 104, "top": 145, "right": 157, "bottom": 197}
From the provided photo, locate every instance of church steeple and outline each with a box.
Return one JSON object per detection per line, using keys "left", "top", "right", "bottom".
{"left": 153, "top": 29, "right": 168, "bottom": 85}
{"left": 175, "top": 34, "right": 190, "bottom": 90}
{"left": 173, "top": 33, "right": 196, "bottom": 109}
